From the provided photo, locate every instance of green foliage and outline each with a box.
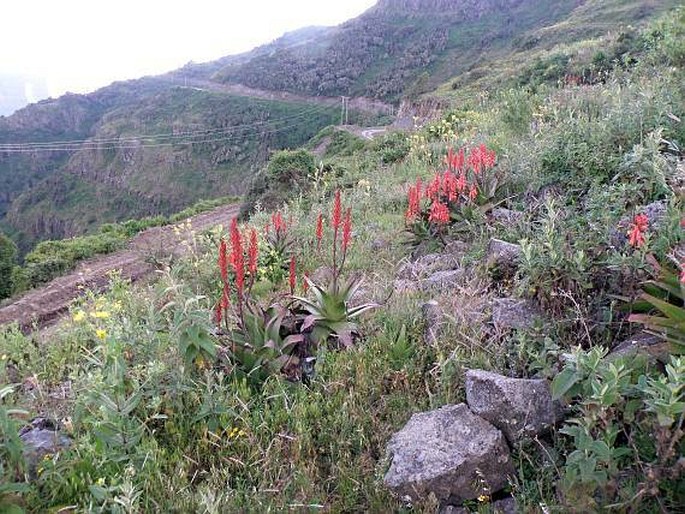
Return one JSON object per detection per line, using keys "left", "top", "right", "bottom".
{"left": 241, "top": 149, "right": 317, "bottom": 218}
{"left": 0, "top": 232, "right": 17, "bottom": 299}
{"left": 372, "top": 132, "right": 410, "bottom": 165}
{"left": 629, "top": 256, "right": 685, "bottom": 354}
{"left": 0, "top": 378, "right": 30, "bottom": 512}
{"left": 296, "top": 274, "right": 378, "bottom": 348}
{"left": 225, "top": 303, "right": 303, "bottom": 386}
{"left": 552, "top": 347, "right": 684, "bottom": 511}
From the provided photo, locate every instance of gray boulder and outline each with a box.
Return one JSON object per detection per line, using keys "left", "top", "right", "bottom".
{"left": 466, "top": 370, "right": 559, "bottom": 444}
{"left": 489, "top": 208, "right": 524, "bottom": 228}
{"left": 422, "top": 300, "right": 444, "bottom": 345}
{"left": 384, "top": 404, "right": 514, "bottom": 504}
{"left": 486, "top": 239, "right": 522, "bottom": 269}
{"left": 19, "top": 418, "right": 71, "bottom": 476}
{"left": 439, "top": 497, "right": 517, "bottom": 514}
{"left": 491, "top": 297, "right": 543, "bottom": 331}
{"left": 421, "top": 269, "right": 465, "bottom": 292}
{"left": 610, "top": 331, "right": 670, "bottom": 361}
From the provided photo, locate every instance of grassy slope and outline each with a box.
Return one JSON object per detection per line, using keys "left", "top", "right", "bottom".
{"left": 4, "top": 89, "right": 341, "bottom": 250}
{"left": 1, "top": 7, "right": 684, "bottom": 514}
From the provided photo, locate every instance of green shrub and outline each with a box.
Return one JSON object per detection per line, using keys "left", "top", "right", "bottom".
{"left": 0, "top": 233, "right": 17, "bottom": 299}
{"left": 241, "top": 149, "right": 317, "bottom": 218}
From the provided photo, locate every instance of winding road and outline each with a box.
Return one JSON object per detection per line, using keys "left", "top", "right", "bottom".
{"left": 0, "top": 203, "right": 240, "bottom": 333}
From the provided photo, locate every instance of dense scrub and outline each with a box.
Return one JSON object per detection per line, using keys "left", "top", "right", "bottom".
{"left": 1, "top": 8, "right": 684, "bottom": 513}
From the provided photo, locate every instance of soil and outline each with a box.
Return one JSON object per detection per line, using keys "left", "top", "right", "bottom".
{"left": 0, "top": 203, "right": 240, "bottom": 333}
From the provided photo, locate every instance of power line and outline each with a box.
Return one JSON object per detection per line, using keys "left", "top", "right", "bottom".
{"left": 0, "top": 99, "right": 340, "bottom": 151}
{"left": 0, "top": 101, "right": 341, "bottom": 153}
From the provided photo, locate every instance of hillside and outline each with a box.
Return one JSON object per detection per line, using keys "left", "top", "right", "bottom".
{"left": 212, "top": 0, "right": 678, "bottom": 100}
{"left": 1, "top": 0, "right": 679, "bottom": 254}
{"left": 0, "top": 3, "right": 683, "bottom": 513}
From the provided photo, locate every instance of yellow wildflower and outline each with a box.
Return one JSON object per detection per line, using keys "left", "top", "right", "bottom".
{"left": 72, "top": 311, "right": 86, "bottom": 322}
{"left": 1, "top": 354, "right": 6, "bottom": 361}
{"left": 90, "top": 311, "right": 110, "bottom": 319}
{"left": 477, "top": 494, "right": 489, "bottom": 503}
{"left": 95, "top": 329, "right": 107, "bottom": 340}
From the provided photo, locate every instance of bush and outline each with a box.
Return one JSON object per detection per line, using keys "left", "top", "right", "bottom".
{"left": 241, "top": 149, "right": 317, "bottom": 218}
{"left": 0, "top": 233, "right": 17, "bottom": 299}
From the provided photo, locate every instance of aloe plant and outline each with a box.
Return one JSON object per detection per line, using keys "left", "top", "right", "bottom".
{"left": 226, "top": 302, "right": 304, "bottom": 384}
{"left": 628, "top": 256, "right": 684, "bottom": 354}
{"left": 295, "top": 274, "right": 377, "bottom": 348}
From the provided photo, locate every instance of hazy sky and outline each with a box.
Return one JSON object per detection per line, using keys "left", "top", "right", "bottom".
{"left": 1, "top": 0, "right": 377, "bottom": 99}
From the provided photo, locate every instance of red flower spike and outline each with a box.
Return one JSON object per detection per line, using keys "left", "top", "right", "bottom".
{"left": 332, "top": 190, "right": 342, "bottom": 230}
{"left": 428, "top": 200, "right": 450, "bottom": 225}
{"left": 316, "top": 213, "right": 324, "bottom": 249}
{"left": 628, "top": 213, "right": 648, "bottom": 248}
{"left": 289, "top": 256, "right": 297, "bottom": 295}
{"left": 342, "top": 207, "right": 352, "bottom": 251}
{"left": 469, "top": 183, "right": 478, "bottom": 202}
{"left": 230, "top": 219, "right": 245, "bottom": 297}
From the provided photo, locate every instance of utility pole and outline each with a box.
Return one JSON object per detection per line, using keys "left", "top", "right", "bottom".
{"left": 340, "top": 96, "right": 350, "bottom": 126}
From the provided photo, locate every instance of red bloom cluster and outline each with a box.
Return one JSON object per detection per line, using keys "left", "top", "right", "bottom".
{"left": 216, "top": 219, "right": 260, "bottom": 327}
{"left": 405, "top": 144, "right": 497, "bottom": 225}
{"left": 342, "top": 207, "right": 352, "bottom": 252}
{"left": 315, "top": 213, "right": 324, "bottom": 249}
{"left": 628, "top": 214, "right": 648, "bottom": 248}
{"left": 428, "top": 201, "right": 450, "bottom": 225}
{"left": 271, "top": 211, "right": 287, "bottom": 235}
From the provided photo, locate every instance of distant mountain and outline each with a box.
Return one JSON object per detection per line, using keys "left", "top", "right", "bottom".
{"left": 0, "top": 74, "right": 50, "bottom": 116}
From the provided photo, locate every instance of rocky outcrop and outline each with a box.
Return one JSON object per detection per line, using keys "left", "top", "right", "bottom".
{"left": 465, "top": 370, "right": 560, "bottom": 444}
{"left": 19, "top": 418, "right": 72, "bottom": 477}
{"left": 486, "top": 239, "right": 522, "bottom": 270}
{"left": 384, "top": 404, "right": 514, "bottom": 504}
{"left": 491, "top": 297, "right": 544, "bottom": 331}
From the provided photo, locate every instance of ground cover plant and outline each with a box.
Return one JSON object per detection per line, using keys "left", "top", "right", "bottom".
{"left": 0, "top": 8, "right": 684, "bottom": 513}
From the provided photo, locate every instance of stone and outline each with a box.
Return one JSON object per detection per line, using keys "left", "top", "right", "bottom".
{"left": 486, "top": 239, "right": 522, "bottom": 269}
{"left": 491, "top": 297, "right": 543, "bottom": 331}
{"left": 19, "top": 418, "right": 71, "bottom": 476}
{"left": 384, "top": 403, "right": 514, "bottom": 504}
{"left": 466, "top": 370, "right": 559, "bottom": 444}
{"left": 422, "top": 300, "right": 444, "bottom": 345}
{"left": 421, "top": 270, "right": 465, "bottom": 292}
{"left": 489, "top": 208, "right": 524, "bottom": 227}
{"left": 610, "top": 331, "right": 670, "bottom": 361}
{"left": 492, "top": 497, "right": 518, "bottom": 514}
{"left": 397, "top": 253, "right": 462, "bottom": 281}
{"left": 438, "top": 497, "right": 517, "bottom": 514}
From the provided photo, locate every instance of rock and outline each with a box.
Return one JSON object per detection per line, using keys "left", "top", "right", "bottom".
{"left": 422, "top": 300, "right": 444, "bottom": 345}
{"left": 610, "top": 331, "right": 670, "bottom": 361}
{"left": 384, "top": 404, "right": 514, "bottom": 504}
{"left": 491, "top": 297, "right": 543, "bottom": 331}
{"left": 394, "top": 279, "right": 420, "bottom": 294}
{"left": 489, "top": 208, "right": 523, "bottom": 227}
{"left": 398, "top": 253, "right": 462, "bottom": 281}
{"left": 438, "top": 497, "right": 517, "bottom": 514}
{"left": 486, "top": 239, "right": 522, "bottom": 269}
{"left": 439, "top": 506, "right": 468, "bottom": 514}
{"left": 19, "top": 418, "right": 71, "bottom": 476}
{"left": 492, "top": 496, "right": 518, "bottom": 514}
{"left": 371, "top": 238, "right": 389, "bottom": 252}
{"left": 421, "top": 269, "right": 465, "bottom": 292}
{"left": 466, "top": 370, "right": 559, "bottom": 444}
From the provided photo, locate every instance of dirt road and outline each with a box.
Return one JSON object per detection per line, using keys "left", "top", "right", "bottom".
{"left": 0, "top": 203, "right": 240, "bottom": 332}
